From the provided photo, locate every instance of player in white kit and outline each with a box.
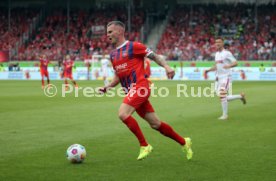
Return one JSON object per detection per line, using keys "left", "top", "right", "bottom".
{"left": 101, "top": 54, "right": 110, "bottom": 86}
{"left": 205, "top": 38, "right": 246, "bottom": 120}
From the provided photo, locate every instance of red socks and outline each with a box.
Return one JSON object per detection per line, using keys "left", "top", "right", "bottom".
{"left": 123, "top": 116, "right": 148, "bottom": 146}
{"left": 123, "top": 117, "right": 185, "bottom": 147}
{"left": 158, "top": 122, "right": 185, "bottom": 145}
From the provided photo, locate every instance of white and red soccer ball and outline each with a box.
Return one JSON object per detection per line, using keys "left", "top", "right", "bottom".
{"left": 66, "top": 144, "right": 86, "bottom": 163}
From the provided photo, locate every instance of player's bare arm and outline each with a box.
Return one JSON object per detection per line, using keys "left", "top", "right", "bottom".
{"left": 223, "top": 61, "right": 238, "bottom": 69}
{"left": 205, "top": 65, "right": 217, "bottom": 73}
{"left": 106, "top": 73, "right": 120, "bottom": 88}
{"left": 98, "top": 73, "right": 120, "bottom": 93}
{"left": 147, "top": 52, "right": 175, "bottom": 79}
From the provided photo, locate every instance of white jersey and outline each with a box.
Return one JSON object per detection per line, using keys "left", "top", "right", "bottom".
{"left": 215, "top": 49, "right": 236, "bottom": 78}
{"left": 101, "top": 58, "right": 109, "bottom": 70}
{"left": 101, "top": 58, "right": 109, "bottom": 77}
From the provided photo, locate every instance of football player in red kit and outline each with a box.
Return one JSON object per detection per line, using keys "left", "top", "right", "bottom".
{"left": 144, "top": 58, "right": 151, "bottom": 78}
{"left": 144, "top": 57, "right": 153, "bottom": 86}
{"left": 99, "top": 21, "right": 193, "bottom": 160}
{"left": 63, "top": 55, "right": 78, "bottom": 90}
{"left": 39, "top": 55, "right": 50, "bottom": 89}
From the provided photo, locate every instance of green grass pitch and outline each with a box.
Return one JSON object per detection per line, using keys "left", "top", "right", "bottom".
{"left": 0, "top": 80, "right": 275, "bottom": 181}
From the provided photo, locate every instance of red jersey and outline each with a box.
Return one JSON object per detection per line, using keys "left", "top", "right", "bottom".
{"left": 63, "top": 60, "right": 74, "bottom": 74}
{"left": 110, "top": 41, "right": 152, "bottom": 91}
{"left": 144, "top": 58, "right": 151, "bottom": 78}
{"left": 40, "top": 59, "right": 49, "bottom": 72}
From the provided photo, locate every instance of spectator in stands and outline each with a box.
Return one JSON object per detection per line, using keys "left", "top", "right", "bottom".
{"left": 259, "top": 63, "right": 266, "bottom": 72}
{"left": 0, "top": 64, "right": 4, "bottom": 72}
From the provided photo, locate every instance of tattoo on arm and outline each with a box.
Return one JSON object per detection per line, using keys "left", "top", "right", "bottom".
{"left": 147, "top": 52, "right": 167, "bottom": 68}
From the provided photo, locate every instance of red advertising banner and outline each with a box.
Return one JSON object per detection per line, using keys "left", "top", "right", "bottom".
{"left": 0, "top": 51, "right": 9, "bottom": 62}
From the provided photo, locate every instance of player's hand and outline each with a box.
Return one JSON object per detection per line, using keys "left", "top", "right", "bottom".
{"left": 165, "top": 65, "right": 175, "bottom": 79}
{"left": 97, "top": 87, "right": 107, "bottom": 94}
{"left": 203, "top": 70, "right": 209, "bottom": 79}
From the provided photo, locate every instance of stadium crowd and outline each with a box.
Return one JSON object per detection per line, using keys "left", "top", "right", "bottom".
{"left": 0, "top": 8, "right": 39, "bottom": 52}
{"left": 157, "top": 4, "right": 276, "bottom": 61}
{"left": 14, "top": 7, "right": 145, "bottom": 61}
{"left": 1, "top": 4, "right": 275, "bottom": 61}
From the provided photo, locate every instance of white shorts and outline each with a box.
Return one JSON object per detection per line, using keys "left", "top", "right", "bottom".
{"left": 102, "top": 69, "right": 108, "bottom": 77}
{"left": 215, "top": 77, "right": 231, "bottom": 97}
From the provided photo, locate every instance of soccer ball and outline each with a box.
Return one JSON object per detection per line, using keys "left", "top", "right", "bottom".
{"left": 66, "top": 144, "right": 86, "bottom": 163}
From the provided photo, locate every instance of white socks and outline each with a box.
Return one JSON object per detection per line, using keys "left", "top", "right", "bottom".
{"left": 221, "top": 98, "right": 228, "bottom": 116}
{"left": 221, "top": 95, "right": 242, "bottom": 116}
{"left": 227, "top": 95, "right": 242, "bottom": 101}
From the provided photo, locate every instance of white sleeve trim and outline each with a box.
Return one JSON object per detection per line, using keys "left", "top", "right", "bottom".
{"left": 146, "top": 51, "right": 153, "bottom": 57}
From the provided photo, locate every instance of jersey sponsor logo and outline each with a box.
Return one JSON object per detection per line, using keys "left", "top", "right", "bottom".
{"left": 115, "top": 63, "right": 127, "bottom": 71}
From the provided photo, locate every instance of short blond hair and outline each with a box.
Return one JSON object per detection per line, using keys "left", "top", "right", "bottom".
{"left": 107, "top": 21, "right": 125, "bottom": 29}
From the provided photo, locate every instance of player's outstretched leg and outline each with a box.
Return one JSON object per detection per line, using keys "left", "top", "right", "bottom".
{"left": 64, "top": 79, "right": 69, "bottom": 90}
{"left": 227, "top": 93, "right": 246, "bottom": 104}
{"left": 70, "top": 77, "right": 78, "bottom": 88}
{"left": 158, "top": 121, "right": 193, "bottom": 160}
{"left": 46, "top": 76, "right": 50, "bottom": 85}
{"left": 240, "top": 93, "right": 246, "bottom": 104}
{"left": 119, "top": 103, "right": 152, "bottom": 160}
{"left": 41, "top": 73, "right": 46, "bottom": 89}
{"left": 142, "top": 112, "right": 193, "bottom": 160}
{"left": 41, "top": 78, "right": 45, "bottom": 89}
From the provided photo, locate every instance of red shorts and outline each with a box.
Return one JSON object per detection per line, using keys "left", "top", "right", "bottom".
{"left": 123, "top": 86, "right": 155, "bottom": 118}
{"left": 40, "top": 70, "right": 49, "bottom": 77}
{"left": 136, "top": 100, "right": 155, "bottom": 118}
{"left": 64, "top": 73, "right": 73, "bottom": 79}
